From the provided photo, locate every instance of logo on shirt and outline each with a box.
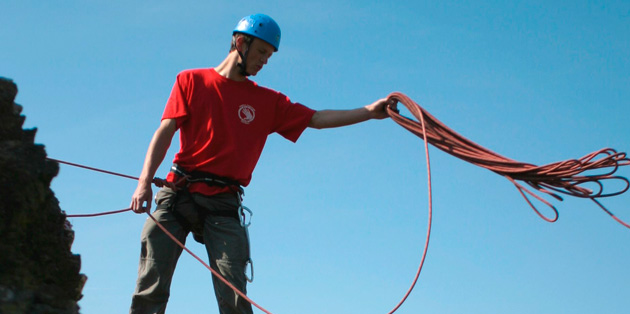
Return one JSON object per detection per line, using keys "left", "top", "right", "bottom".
{"left": 238, "top": 105, "right": 256, "bottom": 124}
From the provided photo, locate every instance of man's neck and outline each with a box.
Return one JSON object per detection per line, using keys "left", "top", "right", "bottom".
{"left": 215, "top": 51, "right": 247, "bottom": 81}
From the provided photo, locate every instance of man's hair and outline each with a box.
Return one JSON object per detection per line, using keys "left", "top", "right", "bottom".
{"left": 230, "top": 33, "right": 254, "bottom": 52}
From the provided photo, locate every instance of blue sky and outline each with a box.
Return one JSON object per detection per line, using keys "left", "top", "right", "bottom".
{"left": 3, "top": 1, "right": 630, "bottom": 313}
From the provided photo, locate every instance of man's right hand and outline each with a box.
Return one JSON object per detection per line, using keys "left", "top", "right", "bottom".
{"left": 131, "top": 183, "right": 153, "bottom": 214}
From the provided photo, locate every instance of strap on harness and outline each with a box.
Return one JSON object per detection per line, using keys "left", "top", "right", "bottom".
{"left": 168, "top": 165, "right": 244, "bottom": 243}
{"left": 171, "top": 164, "right": 244, "bottom": 195}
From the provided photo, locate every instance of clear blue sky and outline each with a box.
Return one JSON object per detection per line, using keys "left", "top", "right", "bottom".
{"left": 3, "top": 1, "right": 630, "bottom": 313}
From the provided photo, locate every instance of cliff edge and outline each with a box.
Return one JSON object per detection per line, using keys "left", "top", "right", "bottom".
{"left": 0, "top": 78, "right": 85, "bottom": 314}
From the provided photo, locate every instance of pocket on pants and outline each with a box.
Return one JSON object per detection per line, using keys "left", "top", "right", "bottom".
{"left": 154, "top": 187, "right": 177, "bottom": 208}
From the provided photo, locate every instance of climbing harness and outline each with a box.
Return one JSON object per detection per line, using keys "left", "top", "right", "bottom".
{"left": 170, "top": 164, "right": 243, "bottom": 192}
{"left": 164, "top": 164, "right": 255, "bottom": 281}
{"left": 50, "top": 92, "right": 629, "bottom": 314}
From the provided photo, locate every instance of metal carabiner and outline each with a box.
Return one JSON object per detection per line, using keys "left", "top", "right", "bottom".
{"left": 238, "top": 205, "right": 252, "bottom": 228}
{"left": 235, "top": 190, "right": 252, "bottom": 228}
{"left": 245, "top": 258, "right": 254, "bottom": 283}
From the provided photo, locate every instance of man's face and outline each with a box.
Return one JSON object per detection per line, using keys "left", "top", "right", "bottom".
{"left": 244, "top": 39, "right": 274, "bottom": 76}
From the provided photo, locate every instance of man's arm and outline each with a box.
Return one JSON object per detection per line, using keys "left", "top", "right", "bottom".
{"left": 130, "top": 118, "right": 177, "bottom": 213}
{"left": 308, "top": 98, "right": 396, "bottom": 129}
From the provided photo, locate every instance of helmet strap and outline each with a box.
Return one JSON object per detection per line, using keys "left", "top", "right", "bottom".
{"left": 236, "top": 38, "right": 253, "bottom": 77}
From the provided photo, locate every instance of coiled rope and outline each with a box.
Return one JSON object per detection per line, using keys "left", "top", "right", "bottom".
{"left": 386, "top": 92, "right": 630, "bottom": 228}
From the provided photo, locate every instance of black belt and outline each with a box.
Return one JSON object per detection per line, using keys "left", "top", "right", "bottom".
{"left": 171, "top": 164, "right": 244, "bottom": 194}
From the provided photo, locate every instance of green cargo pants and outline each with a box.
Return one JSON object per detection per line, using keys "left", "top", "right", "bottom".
{"left": 130, "top": 187, "right": 253, "bottom": 314}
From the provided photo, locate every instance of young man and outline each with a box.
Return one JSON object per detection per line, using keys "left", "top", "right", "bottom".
{"left": 129, "top": 14, "right": 395, "bottom": 314}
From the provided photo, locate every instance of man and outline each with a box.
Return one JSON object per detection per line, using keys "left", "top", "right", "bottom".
{"left": 129, "top": 14, "right": 395, "bottom": 314}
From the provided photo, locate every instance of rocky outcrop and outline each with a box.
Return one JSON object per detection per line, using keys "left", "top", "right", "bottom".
{"left": 0, "top": 78, "right": 85, "bottom": 313}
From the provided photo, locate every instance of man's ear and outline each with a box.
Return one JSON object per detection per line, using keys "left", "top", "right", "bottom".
{"left": 235, "top": 35, "right": 249, "bottom": 52}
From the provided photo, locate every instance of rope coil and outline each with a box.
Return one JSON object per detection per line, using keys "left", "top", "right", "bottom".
{"left": 386, "top": 92, "right": 630, "bottom": 228}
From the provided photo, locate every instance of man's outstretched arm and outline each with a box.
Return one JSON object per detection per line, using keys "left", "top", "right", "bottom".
{"left": 308, "top": 98, "right": 396, "bottom": 129}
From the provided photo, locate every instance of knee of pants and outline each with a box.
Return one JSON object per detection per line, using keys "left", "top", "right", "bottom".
{"left": 215, "top": 258, "right": 247, "bottom": 279}
{"left": 203, "top": 218, "right": 250, "bottom": 286}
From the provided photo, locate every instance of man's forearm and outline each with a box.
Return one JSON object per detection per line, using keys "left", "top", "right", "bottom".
{"left": 307, "top": 98, "right": 395, "bottom": 130}
{"left": 308, "top": 108, "right": 371, "bottom": 129}
{"left": 138, "top": 119, "right": 177, "bottom": 184}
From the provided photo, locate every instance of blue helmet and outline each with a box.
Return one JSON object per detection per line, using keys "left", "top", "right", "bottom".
{"left": 233, "top": 14, "right": 281, "bottom": 51}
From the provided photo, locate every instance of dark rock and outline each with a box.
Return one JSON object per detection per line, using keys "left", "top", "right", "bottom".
{"left": 0, "top": 77, "right": 86, "bottom": 313}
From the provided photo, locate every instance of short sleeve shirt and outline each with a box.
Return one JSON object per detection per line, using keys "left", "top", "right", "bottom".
{"left": 162, "top": 68, "right": 316, "bottom": 195}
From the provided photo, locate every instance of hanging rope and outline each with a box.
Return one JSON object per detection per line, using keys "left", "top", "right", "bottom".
{"left": 50, "top": 155, "right": 431, "bottom": 313}
{"left": 386, "top": 92, "right": 630, "bottom": 228}
{"left": 49, "top": 158, "right": 273, "bottom": 313}
{"left": 66, "top": 208, "right": 132, "bottom": 218}
{"left": 144, "top": 210, "right": 273, "bottom": 314}
{"left": 386, "top": 95, "right": 433, "bottom": 314}
{"left": 48, "top": 158, "right": 174, "bottom": 188}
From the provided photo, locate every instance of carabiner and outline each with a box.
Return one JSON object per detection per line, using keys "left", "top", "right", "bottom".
{"left": 245, "top": 258, "right": 254, "bottom": 283}
{"left": 238, "top": 205, "right": 252, "bottom": 228}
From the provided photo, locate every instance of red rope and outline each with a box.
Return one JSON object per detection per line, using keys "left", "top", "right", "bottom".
{"left": 48, "top": 158, "right": 140, "bottom": 181}
{"left": 52, "top": 155, "right": 429, "bottom": 313}
{"left": 48, "top": 157, "right": 177, "bottom": 189}
{"left": 49, "top": 158, "right": 273, "bottom": 313}
{"left": 386, "top": 94, "right": 433, "bottom": 314}
{"left": 144, "top": 211, "right": 272, "bottom": 314}
{"left": 64, "top": 205, "right": 272, "bottom": 312}
{"left": 50, "top": 91, "right": 630, "bottom": 313}
{"left": 380, "top": 92, "right": 629, "bottom": 312}
{"left": 66, "top": 208, "right": 132, "bottom": 218}
{"left": 386, "top": 92, "right": 630, "bottom": 228}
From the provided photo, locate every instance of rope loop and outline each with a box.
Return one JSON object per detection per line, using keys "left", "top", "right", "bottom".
{"left": 386, "top": 92, "right": 630, "bottom": 229}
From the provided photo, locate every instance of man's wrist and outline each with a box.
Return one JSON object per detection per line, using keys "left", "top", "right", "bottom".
{"left": 138, "top": 176, "right": 154, "bottom": 186}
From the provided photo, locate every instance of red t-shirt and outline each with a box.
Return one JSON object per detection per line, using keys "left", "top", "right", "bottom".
{"left": 162, "top": 68, "right": 316, "bottom": 196}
